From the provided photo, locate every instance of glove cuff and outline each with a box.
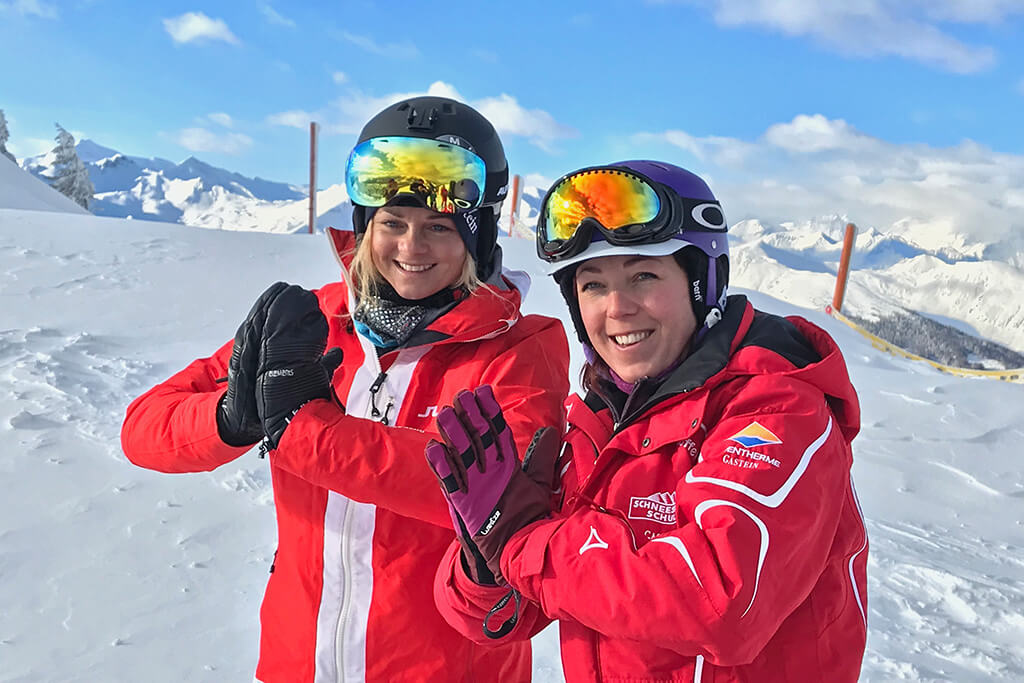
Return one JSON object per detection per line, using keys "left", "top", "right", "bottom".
{"left": 459, "top": 548, "right": 499, "bottom": 586}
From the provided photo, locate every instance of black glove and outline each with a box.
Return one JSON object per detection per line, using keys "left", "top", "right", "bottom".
{"left": 255, "top": 284, "right": 344, "bottom": 449}
{"left": 217, "top": 282, "right": 289, "bottom": 446}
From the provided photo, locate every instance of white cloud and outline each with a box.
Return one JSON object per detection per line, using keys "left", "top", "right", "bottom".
{"left": 921, "top": 0, "right": 1024, "bottom": 24}
{"left": 332, "top": 71, "right": 348, "bottom": 84}
{"left": 664, "top": 0, "right": 1013, "bottom": 73}
{"left": 265, "top": 110, "right": 316, "bottom": 130}
{"left": 473, "top": 94, "right": 580, "bottom": 152}
{"left": 7, "top": 137, "right": 54, "bottom": 159}
{"left": 0, "top": 0, "right": 56, "bottom": 18}
{"left": 175, "top": 128, "right": 252, "bottom": 155}
{"left": 163, "top": 12, "right": 240, "bottom": 45}
{"left": 207, "top": 112, "right": 233, "bottom": 128}
{"left": 267, "top": 82, "right": 461, "bottom": 136}
{"left": 635, "top": 114, "right": 1024, "bottom": 246}
{"left": 762, "top": 114, "right": 873, "bottom": 154}
{"left": 260, "top": 4, "right": 294, "bottom": 28}
{"left": 266, "top": 81, "right": 577, "bottom": 152}
{"left": 635, "top": 129, "right": 757, "bottom": 166}
{"left": 318, "top": 82, "right": 463, "bottom": 135}
{"left": 339, "top": 31, "right": 419, "bottom": 59}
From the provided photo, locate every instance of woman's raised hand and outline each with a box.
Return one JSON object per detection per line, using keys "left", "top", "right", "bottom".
{"left": 216, "top": 281, "right": 289, "bottom": 446}
{"left": 425, "top": 385, "right": 561, "bottom": 584}
{"left": 254, "top": 284, "right": 343, "bottom": 449}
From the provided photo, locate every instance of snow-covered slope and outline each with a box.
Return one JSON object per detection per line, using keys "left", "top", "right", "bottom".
{"left": 1, "top": 206, "right": 1022, "bottom": 681}
{"left": 0, "top": 154, "right": 89, "bottom": 214}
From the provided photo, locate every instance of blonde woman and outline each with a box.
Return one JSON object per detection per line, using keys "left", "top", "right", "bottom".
{"left": 122, "top": 97, "right": 569, "bottom": 682}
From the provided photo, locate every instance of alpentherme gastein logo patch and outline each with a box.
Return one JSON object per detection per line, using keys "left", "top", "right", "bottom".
{"left": 727, "top": 421, "right": 783, "bottom": 448}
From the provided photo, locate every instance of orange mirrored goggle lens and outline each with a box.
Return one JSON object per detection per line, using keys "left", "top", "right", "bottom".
{"left": 542, "top": 169, "right": 662, "bottom": 244}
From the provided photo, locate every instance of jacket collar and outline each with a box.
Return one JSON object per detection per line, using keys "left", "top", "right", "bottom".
{"left": 583, "top": 294, "right": 860, "bottom": 437}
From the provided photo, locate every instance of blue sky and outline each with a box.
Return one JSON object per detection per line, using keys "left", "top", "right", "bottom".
{"left": 2, "top": 0, "right": 1023, "bottom": 240}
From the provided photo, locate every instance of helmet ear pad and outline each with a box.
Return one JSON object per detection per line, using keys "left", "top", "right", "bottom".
{"left": 352, "top": 204, "right": 369, "bottom": 239}
{"left": 673, "top": 247, "right": 730, "bottom": 327}
{"left": 472, "top": 204, "right": 500, "bottom": 279}
{"left": 554, "top": 265, "right": 590, "bottom": 347}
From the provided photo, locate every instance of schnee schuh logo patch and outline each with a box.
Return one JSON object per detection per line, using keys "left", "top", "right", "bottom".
{"left": 628, "top": 491, "right": 677, "bottom": 526}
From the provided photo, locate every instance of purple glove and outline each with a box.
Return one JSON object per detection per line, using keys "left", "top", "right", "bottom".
{"left": 425, "top": 385, "right": 560, "bottom": 585}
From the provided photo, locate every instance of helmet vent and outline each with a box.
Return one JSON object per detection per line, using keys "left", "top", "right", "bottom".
{"left": 406, "top": 105, "right": 440, "bottom": 130}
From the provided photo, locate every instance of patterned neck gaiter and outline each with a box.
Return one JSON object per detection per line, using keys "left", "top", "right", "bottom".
{"left": 352, "top": 282, "right": 461, "bottom": 349}
{"left": 352, "top": 297, "right": 430, "bottom": 349}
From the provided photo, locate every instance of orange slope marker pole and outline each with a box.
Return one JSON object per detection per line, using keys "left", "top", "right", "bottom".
{"left": 831, "top": 222, "right": 857, "bottom": 312}
{"left": 508, "top": 174, "right": 521, "bottom": 236}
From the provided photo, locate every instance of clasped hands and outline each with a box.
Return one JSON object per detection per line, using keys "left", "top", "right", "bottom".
{"left": 425, "top": 385, "right": 561, "bottom": 586}
{"left": 217, "top": 282, "right": 343, "bottom": 450}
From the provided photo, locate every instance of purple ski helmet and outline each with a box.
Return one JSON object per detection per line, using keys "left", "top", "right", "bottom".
{"left": 543, "top": 160, "right": 731, "bottom": 345}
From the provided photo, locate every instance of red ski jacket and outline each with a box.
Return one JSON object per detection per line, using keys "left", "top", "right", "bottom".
{"left": 122, "top": 228, "right": 570, "bottom": 683}
{"left": 436, "top": 297, "right": 868, "bottom": 682}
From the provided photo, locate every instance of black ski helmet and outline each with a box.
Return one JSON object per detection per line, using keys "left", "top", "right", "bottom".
{"left": 349, "top": 96, "right": 509, "bottom": 278}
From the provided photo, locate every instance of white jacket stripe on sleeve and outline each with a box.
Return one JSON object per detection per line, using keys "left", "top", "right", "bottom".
{"left": 695, "top": 499, "right": 770, "bottom": 618}
{"left": 684, "top": 417, "right": 833, "bottom": 508}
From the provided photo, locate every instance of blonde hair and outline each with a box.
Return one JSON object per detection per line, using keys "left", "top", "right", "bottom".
{"left": 348, "top": 215, "right": 484, "bottom": 301}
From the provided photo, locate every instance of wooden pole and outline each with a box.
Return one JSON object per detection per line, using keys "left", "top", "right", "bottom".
{"left": 508, "top": 174, "right": 521, "bottom": 235}
{"left": 831, "top": 222, "right": 857, "bottom": 312}
{"left": 308, "top": 122, "right": 319, "bottom": 234}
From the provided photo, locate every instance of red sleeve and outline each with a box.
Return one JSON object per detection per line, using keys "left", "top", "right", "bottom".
{"left": 500, "top": 375, "right": 852, "bottom": 666}
{"left": 120, "top": 340, "right": 251, "bottom": 472}
{"left": 269, "top": 401, "right": 447, "bottom": 524}
{"left": 270, "top": 319, "right": 571, "bottom": 528}
{"left": 433, "top": 540, "right": 552, "bottom": 645}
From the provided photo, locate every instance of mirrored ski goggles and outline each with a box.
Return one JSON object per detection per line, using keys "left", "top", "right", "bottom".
{"left": 537, "top": 166, "right": 725, "bottom": 263}
{"left": 345, "top": 136, "right": 487, "bottom": 214}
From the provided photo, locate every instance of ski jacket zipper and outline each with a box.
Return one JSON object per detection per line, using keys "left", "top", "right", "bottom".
{"left": 333, "top": 349, "right": 395, "bottom": 682}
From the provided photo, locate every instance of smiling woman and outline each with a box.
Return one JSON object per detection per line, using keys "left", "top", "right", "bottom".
{"left": 429, "top": 160, "right": 869, "bottom": 683}
{"left": 121, "top": 96, "right": 570, "bottom": 683}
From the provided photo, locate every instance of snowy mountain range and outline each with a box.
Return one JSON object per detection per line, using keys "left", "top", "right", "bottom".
{"left": 11, "top": 141, "right": 1024, "bottom": 353}
{"left": 517, "top": 189, "right": 1024, "bottom": 354}
{"left": 20, "top": 139, "right": 352, "bottom": 233}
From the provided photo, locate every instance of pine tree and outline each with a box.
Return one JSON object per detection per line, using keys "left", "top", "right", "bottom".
{"left": 0, "top": 109, "right": 16, "bottom": 164}
{"left": 51, "top": 123, "right": 94, "bottom": 210}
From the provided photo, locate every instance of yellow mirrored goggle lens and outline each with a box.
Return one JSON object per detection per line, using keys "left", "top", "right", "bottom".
{"left": 543, "top": 170, "right": 661, "bottom": 243}
{"left": 345, "top": 136, "right": 487, "bottom": 214}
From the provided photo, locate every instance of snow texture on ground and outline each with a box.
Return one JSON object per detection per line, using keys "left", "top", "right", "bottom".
{"left": 1, "top": 204, "right": 1023, "bottom": 682}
